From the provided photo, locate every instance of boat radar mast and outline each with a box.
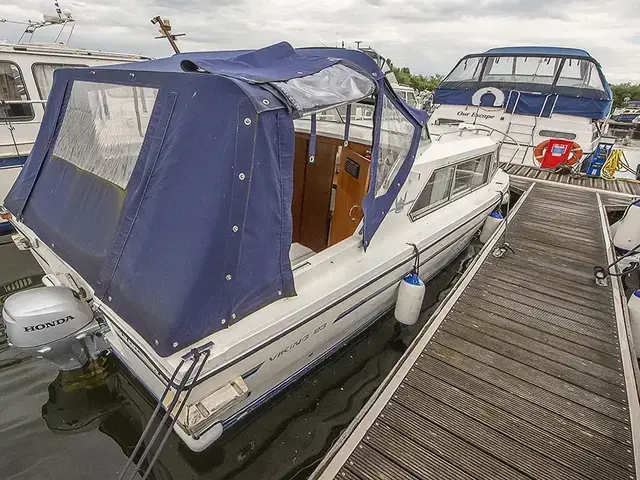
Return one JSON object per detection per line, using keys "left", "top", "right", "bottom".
{"left": 7, "top": 1, "right": 76, "bottom": 45}
{"left": 151, "top": 16, "right": 185, "bottom": 54}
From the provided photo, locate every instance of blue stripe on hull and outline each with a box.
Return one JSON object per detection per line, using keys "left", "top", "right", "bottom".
{"left": 0, "top": 155, "right": 28, "bottom": 170}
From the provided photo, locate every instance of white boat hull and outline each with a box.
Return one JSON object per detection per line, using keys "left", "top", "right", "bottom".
{"left": 104, "top": 203, "right": 488, "bottom": 450}
{"left": 9, "top": 131, "right": 508, "bottom": 452}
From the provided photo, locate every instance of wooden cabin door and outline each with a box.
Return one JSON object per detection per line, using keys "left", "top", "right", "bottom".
{"left": 298, "top": 140, "right": 339, "bottom": 252}
{"left": 329, "top": 148, "right": 370, "bottom": 246}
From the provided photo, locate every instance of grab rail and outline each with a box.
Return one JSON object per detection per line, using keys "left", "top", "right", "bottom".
{"left": 1, "top": 122, "right": 20, "bottom": 157}
{"left": 549, "top": 94, "right": 559, "bottom": 117}
{"left": 508, "top": 90, "right": 521, "bottom": 114}
{"left": 0, "top": 100, "right": 47, "bottom": 105}
{"left": 539, "top": 94, "right": 552, "bottom": 117}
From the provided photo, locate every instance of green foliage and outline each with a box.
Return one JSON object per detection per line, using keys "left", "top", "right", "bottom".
{"left": 387, "top": 60, "right": 443, "bottom": 92}
{"left": 610, "top": 83, "right": 640, "bottom": 108}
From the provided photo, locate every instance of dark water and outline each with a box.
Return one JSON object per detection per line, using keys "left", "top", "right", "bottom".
{"left": 0, "top": 233, "right": 479, "bottom": 480}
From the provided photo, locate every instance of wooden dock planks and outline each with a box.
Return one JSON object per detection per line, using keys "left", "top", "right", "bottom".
{"left": 313, "top": 182, "right": 639, "bottom": 480}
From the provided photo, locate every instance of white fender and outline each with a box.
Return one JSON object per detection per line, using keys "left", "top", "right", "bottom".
{"left": 629, "top": 291, "right": 640, "bottom": 358}
{"left": 614, "top": 200, "right": 640, "bottom": 252}
{"left": 480, "top": 211, "right": 504, "bottom": 244}
{"left": 395, "top": 273, "right": 425, "bottom": 326}
{"left": 471, "top": 87, "right": 505, "bottom": 107}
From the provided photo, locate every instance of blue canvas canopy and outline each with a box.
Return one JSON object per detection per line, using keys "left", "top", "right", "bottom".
{"left": 434, "top": 46, "right": 612, "bottom": 120}
{"left": 4, "top": 42, "right": 425, "bottom": 356}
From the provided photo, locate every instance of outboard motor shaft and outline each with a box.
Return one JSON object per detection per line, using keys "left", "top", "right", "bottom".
{"left": 2, "top": 286, "right": 106, "bottom": 370}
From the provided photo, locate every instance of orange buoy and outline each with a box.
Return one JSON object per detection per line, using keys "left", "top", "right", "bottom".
{"left": 533, "top": 139, "right": 583, "bottom": 166}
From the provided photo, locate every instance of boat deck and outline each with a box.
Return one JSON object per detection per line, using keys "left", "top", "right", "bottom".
{"left": 311, "top": 182, "right": 640, "bottom": 480}
{"left": 501, "top": 162, "right": 640, "bottom": 196}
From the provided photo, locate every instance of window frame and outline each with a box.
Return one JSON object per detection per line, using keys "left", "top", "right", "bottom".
{"left": 31, "top": 62, "right": 88, "bottom": 100}
{"left": 409, "top": 151, "right": 494, "bottom": 221}
{"left": 0, "top": 60, "right": 35, "bottom": 122}
{"left": 449, "top": 154, "right": 491, "bottom": 201}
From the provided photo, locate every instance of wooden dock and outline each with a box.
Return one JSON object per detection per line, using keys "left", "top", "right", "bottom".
{"left": 311, "top": 182, "right": 640, "bottom": 480}
{"left": 501, "top": 162, "right": 640, "bottom": 196}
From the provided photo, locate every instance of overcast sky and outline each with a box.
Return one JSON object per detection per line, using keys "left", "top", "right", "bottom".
{"left": 1, "top": 0, "right": 638, "bottom": 83}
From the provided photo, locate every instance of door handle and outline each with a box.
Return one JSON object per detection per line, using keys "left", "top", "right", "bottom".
{"left": 349, "top": 205, "right": 359, "bottom": 222}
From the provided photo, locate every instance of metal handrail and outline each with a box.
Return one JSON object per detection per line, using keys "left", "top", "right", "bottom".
{"left": 508, "top": 90, "right": 521, "bottom": 114}
{"left": 539, "top": 94, "right": 552, "bottom": 117}
{"left": 0, "top": 99, "right": 47, "bottom": 105}
{"left": 464, "top": 123, "right": 525, "bottom": 165}
{"left": 549, "top": 94, "right": 559, "bottom": 117}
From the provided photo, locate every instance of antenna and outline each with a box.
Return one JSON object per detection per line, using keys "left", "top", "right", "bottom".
{"left": 151, "top": 16, "right": 185, "bottom": 54}
{"left": 15, "top": 1, "right": 75, "bottom": 44}
{"left": 355, "top": 40, "right": 363, "bottom": 50}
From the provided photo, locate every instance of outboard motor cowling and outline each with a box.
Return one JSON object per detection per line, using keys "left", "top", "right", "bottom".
{"left": 2, "top": 286, "right": 105, "bottom": 370}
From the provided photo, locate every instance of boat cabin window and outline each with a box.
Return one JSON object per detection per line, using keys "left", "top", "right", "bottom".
{"left": 0, "top": 61, "right": 34, "bottom": 121}
{"left": 53, "top": 81, "right": 158, "bottom": 189}
{"left": 32, "top": 63, "right": 87, "bottom": 100}
{"left": 410, "top": 166, "right": 453, "bottom": 215}
{"left": 409, "top": 152, "right": 492, "bottom": 221}
{"left": 445, "top": 57, "right": 483, "bottom": 83}
{"left": 396, "top": 90, "right": 418, "bottom": 108}
{"left": 556, "top": 59, "right": 604, "bottom": 91}
{"left": 451, "top": 155, "right": 489, "bottom": 197}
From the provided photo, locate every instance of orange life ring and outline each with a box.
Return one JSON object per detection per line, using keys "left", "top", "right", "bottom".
{"left": 533, "top": 140, "right": 583, "bottom": 166}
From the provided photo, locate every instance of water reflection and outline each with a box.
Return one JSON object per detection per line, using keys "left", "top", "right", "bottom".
{"left": 0, "top": 233, "right": 478, "bottom": 480}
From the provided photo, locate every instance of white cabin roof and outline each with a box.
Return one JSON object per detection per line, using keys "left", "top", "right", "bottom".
{"left": 0, "top": 42, "right": 151, "bottom": 62}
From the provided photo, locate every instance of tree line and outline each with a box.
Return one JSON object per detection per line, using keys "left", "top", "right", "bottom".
{"left": 610, "top": 84, "right": 640, "bottom": 108}
{"left": 389, "top": 62, "right": 443, "bottom": 92}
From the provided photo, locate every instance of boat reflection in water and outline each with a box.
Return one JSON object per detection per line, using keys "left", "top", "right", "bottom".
{"left": 38, "top": 243, "right": 478, "bottom": 480}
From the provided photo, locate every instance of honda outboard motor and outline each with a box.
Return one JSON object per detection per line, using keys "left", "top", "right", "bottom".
{"left": 2, "top": 286, "right": 107, "bottom": 370}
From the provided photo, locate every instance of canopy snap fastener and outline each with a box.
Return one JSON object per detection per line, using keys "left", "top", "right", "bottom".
{"left": 244, "top": 118, "right": 251, "bottom": 125}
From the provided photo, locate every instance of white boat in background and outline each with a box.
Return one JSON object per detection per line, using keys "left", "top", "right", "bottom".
{"left": 0, "top": 14, "right": 149, "bottom": 233}
{"left": 428, "top": 47, "right": 613, "bottom": 170}
{"left": 1, "top": 42, "right": 508, "bottom": 466}
{"left": 391, "top": 81, "right": 419, "bottom": 108}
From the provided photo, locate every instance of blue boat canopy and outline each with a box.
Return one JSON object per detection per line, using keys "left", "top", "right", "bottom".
{"left": 434, "top": 46, "right": 612, "bottom": 120}
{"left": 4, "top": 42, "right": 426, "bottom": 356}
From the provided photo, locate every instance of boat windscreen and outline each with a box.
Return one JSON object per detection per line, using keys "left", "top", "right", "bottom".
{"left": 483, "top": 56, "right": 559, "bottom": 86}
{"left": 442, "top": 55, "right": 607, "bottom": 96}
{"left": 556, "top": 58, "right": 605, "bottom": 91}
{"left": 443, "top": 57, "right": 483, "bottom": 83}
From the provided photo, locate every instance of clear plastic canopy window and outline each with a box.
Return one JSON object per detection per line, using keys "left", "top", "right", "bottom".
{"left": 272, "top": 63, "right": 376, "bottom": 118}
{"left": 375, "top": 95, "right": 414, "bottom": 197}
{"left": 445, "top": 55, "right": 606, "bottom": 93}
{"left": 52, "top": 81, "right": 158, "bottom": 189}
{"left": 557, "top": 59, "right": 605, "bottom": 91}
{"left": 483, "top": 56, "right": 560, "bottom": 85}
{"left": 443, "top": 57, "right": 484, "bottom": 82}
